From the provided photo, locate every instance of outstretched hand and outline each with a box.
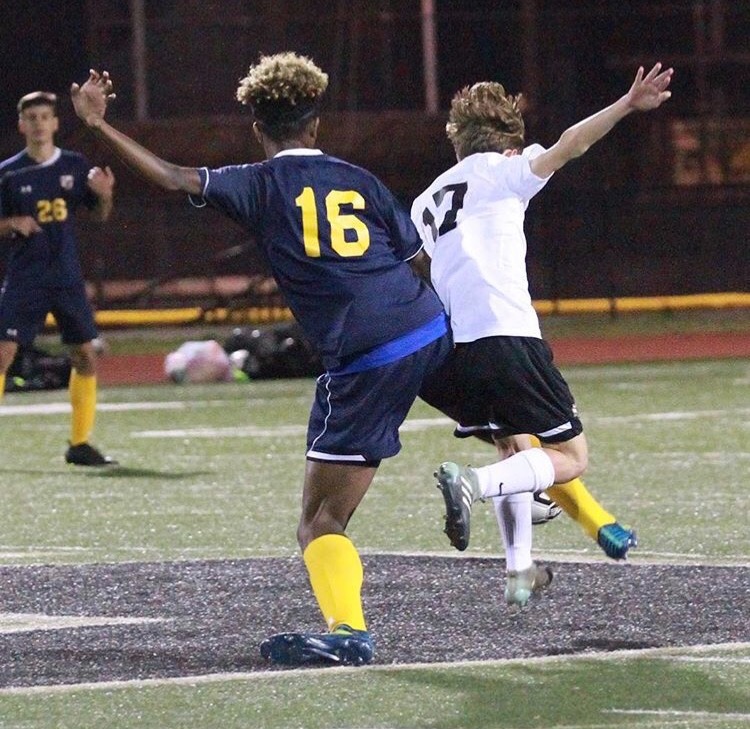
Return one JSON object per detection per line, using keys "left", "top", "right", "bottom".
{"left": 626, "top": 62, "right": 673, "bottom": 112}
{"left": 86, "top": 165, "right": 116, "bottom": 199}
{"left": 71, "top": 69, "right": 116, "bottom": 128}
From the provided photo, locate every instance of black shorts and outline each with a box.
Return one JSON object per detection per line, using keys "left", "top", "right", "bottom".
{"left": 419, "top": 335, "right": 583, "bottom": 444}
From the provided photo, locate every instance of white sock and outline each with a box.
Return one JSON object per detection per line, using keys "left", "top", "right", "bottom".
{"left": 494, "top": 493, "right": 533, "bottom": 573}
{"left": 475, "top": 448, "right": 555, "bottom": 499}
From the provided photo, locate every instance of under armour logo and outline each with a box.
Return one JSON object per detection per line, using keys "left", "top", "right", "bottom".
{"left": 5, "top": 328, "right": 18, "bottom": 338}
{"left": 20, "top": 185, "right": 32, "bottom": 194}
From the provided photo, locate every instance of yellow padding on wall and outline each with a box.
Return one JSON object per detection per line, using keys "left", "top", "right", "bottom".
{"left": 533, "top": 291, "right": 750, "bottom": 315}
{"left": 44, "top": 292, "right": 749, "bottom": 330}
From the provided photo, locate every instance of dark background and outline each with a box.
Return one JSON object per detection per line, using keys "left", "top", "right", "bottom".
{"left": 1, "top": 0, "right": 748, "bottom": 302}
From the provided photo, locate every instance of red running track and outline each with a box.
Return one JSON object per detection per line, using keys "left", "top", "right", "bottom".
{"left": 96, "top": 331, "right": 750, "bottom": 387}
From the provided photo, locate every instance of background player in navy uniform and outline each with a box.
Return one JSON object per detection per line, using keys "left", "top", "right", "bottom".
{"left": 0, "top": 91, "right": 117, "bottom": 466}
{"left": 70, "top": 56, "right": 452, "bottom": 667}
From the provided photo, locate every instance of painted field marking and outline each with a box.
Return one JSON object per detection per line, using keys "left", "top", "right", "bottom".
{"left": 0, "top": 547, "right": 747, "bottom": 569}
{"left": 606, "top": 709, "right": 750, "bottom": 721}
{"left": 665, "top": 656, "right": 750, "bottom": 664}
{"left": 0, "top": 401, "right": 189, "bottom": 417}
{"left": 131, "top": 417, "right": 454, "bottom": 439}
{"left": 132, "top": 424, "right": 307, "bottom": 438}
{"left": 592, "top": 408, "right": 750, "bottom": 424}
{"left": 0, "top": 612, "right": 167, "bottom": 634}
{"left": 128, "top": 408, "right": 750, "bottom": 439}
{"left": 0, "top": 641, "right": 747, "bottom": 696}
{"left": 0, "top": 397, "right": 286, "bottom": 417}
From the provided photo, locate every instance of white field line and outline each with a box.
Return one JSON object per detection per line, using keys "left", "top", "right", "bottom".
{"left": 0, "top": 401, "right": 190, "bottom": 416}
{"left": 358, "top": 548, "right": 750, "bottom": 568}
{"left": 132, "top": 424, "right": 308, "bottom": 438}
{"left": 131, "top": 417, "right": 454, "bottom": 439}
{"left": 659, "top": 656, "right": 750, "bottom": 664}
{"left": 0, "top": 398, "right": 282, "bottom": 417}
{"left": 3, "top": 401, "right": 747, "bottom": 430}
{"left": 0, "top": 395, "right": 311, "bottom": 419}
{"left": 605, "top": 709, "right": 750, "bottom": 721}
{"left": 131, "top": 409, "right": 750, "bottom": 439}
{"left": 591, "top": 408, "right": 750, "bottom": 424}
{"left": 0, "top": 613, "right": 168, "bottom": 634}
{"left": 0, "top": 547, "right": 747, "bottom": 568}
{"left": 1, "top": 641, "right": 748, "bottom": 696}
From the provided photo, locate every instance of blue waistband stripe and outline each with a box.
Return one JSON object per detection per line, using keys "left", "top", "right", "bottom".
{"left": 331, "top": 312, "right": 447, "bottom": 375}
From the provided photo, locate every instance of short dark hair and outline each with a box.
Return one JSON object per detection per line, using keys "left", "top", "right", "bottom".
{"left": 17, "top": 91, "right": 58, "bottom": 114}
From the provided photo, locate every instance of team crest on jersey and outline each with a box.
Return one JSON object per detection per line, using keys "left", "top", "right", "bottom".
{"left": 60, "top": 175, "right": 74, "bottom": 190}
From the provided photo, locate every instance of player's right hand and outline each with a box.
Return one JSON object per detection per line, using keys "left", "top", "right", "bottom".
{"left": 71, "top": 69, "right": 116, "bottom": 128}
{"left": 626, "top": 62, "right": 673, "bottom": 112}
{"left": 10, "top": 216, "right": 42, "bottom": 237}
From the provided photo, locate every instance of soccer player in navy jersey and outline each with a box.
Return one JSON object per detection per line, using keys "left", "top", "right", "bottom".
{"left": 71, "top": 54, "right": 452, "bottom": 666}
{"left": 0, "top": 91, "right": 117, "bottom": 466}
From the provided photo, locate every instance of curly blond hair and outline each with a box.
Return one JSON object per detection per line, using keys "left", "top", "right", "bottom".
{"left": 446, "top": 82, "right": 525, "bottom": 159}
{"left": 236, "top": 52, "right": 328, "bottom": 140}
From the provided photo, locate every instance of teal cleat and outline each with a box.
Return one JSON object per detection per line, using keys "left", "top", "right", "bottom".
{"left": 597, "top": 523, "right": 638, "bottom": 560}
{"left": 260, "top": 624, "right": 374, "bottom": 666}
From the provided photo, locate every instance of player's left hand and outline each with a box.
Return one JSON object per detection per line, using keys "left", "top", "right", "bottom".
{"left": 71, "top": 69, "right": 116, "bottom": 128}
{"left": 626, "top": 62, "right": 673, "bottom": 112}
{"left": 86, "top": 165, "right": 115, "bottom": 198}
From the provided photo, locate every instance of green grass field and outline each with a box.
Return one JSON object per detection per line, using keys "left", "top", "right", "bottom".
{"left": 0, "top": 357, "right": 748, "bottom": 728}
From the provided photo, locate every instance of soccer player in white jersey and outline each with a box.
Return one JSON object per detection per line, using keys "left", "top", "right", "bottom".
{"left": 413, "top": 63, "right": 673, "bottom": 606}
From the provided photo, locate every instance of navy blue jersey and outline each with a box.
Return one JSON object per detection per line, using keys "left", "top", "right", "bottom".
{"left": 191, "top": 149, "right": 444, "bottom": 369}
{"left": 0, "top": 148, "right": 97, "bottom": 287}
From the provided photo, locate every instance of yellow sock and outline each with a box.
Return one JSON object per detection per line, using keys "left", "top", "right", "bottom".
{"left": 69, "top": 370, "right": 97, "bottom": 445}
{"left": 303, "top": 534, "right": 367, "bottom": 632}
{"left": 547, "top": 478, "right": 616, "bottom": 540}
{"left": 0, "top": 373, "right": 5, "bottom": 400}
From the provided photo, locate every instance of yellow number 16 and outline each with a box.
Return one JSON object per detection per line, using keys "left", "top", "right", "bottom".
{"left": 295, "top": 187, "right": 370, "bottom": 258}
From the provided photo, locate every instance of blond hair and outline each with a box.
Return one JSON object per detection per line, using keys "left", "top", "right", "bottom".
{"left": 446, "top": 82, "right": 525, "bottom": 159}
{"left": 236, "top": 52, "right": 328, "bottom": 140}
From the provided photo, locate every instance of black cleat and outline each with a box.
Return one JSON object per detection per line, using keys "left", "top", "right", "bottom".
{"left": 65, "top": 442, "right": 118, "bottom": 467}
{"left": 260, "top": 624, "right": 374, "bottom": 667}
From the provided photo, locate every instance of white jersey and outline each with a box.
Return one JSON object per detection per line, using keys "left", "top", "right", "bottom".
{"left": 411, "top": 145, "right": 552, "bottom": 342}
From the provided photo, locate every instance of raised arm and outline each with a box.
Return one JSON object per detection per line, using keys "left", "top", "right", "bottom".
{"left": 71, "top": 70, "right": 202, "bottom": 196}
{"left": 530, "top": 63, "right": 673, "bottom": 179}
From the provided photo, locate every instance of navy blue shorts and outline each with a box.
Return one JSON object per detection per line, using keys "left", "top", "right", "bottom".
{"left": 306, "top": 332, "right": 452, "bottom": 464}
{"left": 0, "top": 280, "right": 98, "bottom": 347}
{"left": 419, "top": 335, "right": 583, "bottom": 444}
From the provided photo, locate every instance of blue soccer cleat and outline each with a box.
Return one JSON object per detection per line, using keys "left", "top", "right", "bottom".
{"left": 260, "top": 624, "right": 374, "bottom": 666}
{"left": 597, "top": 522, "right": 638, "bottom": 560}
